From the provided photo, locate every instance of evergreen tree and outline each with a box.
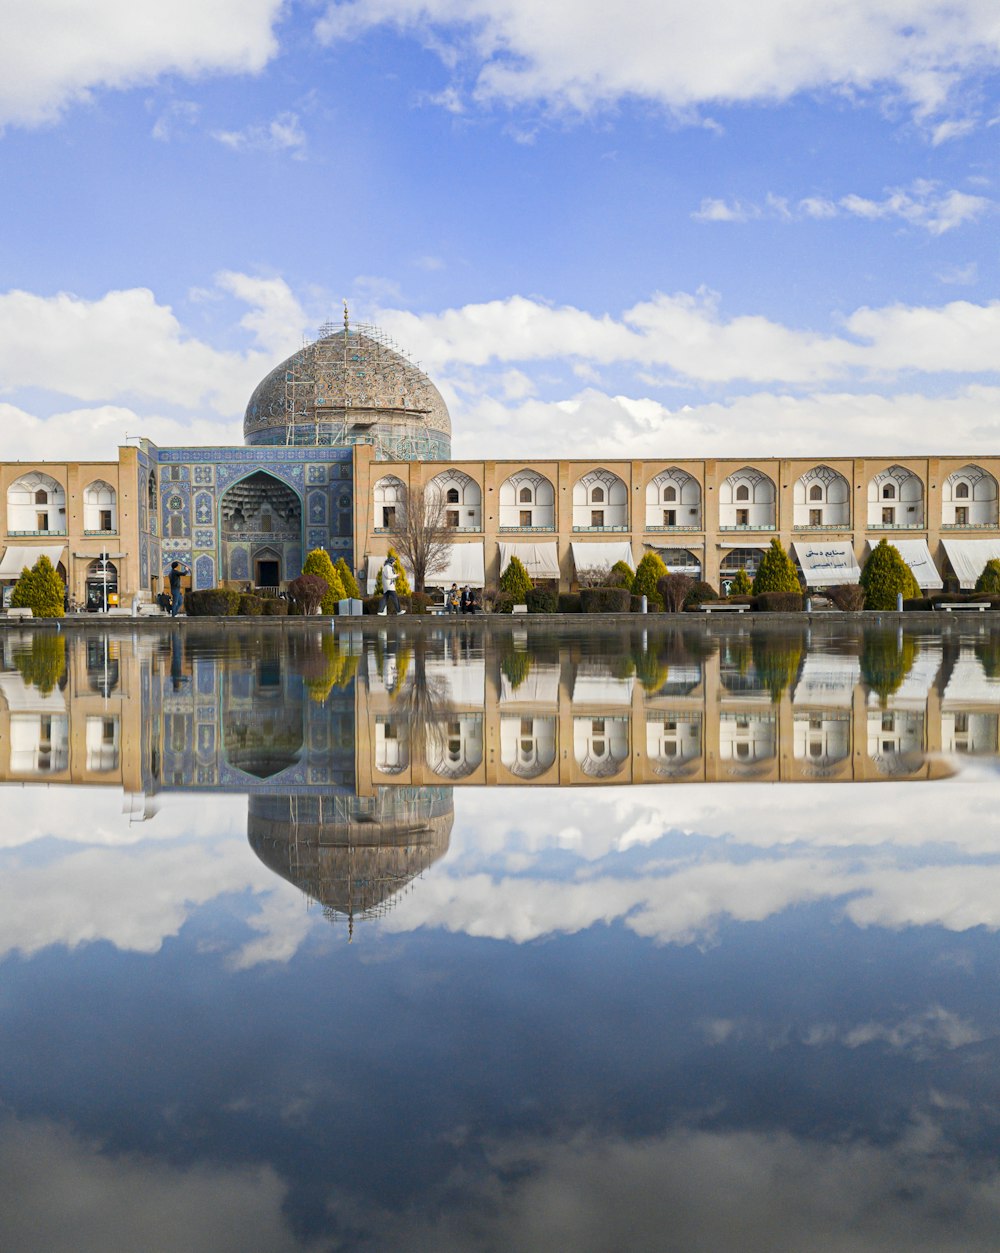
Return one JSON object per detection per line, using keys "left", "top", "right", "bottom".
{"left": 631, "top": 552, "right": 668, "bottom": 608}
{"left": 10, "top": 555, "right": 64, "bottom": 618}
{"left": 859, "top": 539, "right": 920, "bottom": 609}
{"left": 751, "top": 538, "right": 801, "bottom": 596}
{"left": 334, "top": 557, "right": 361, "bottom": 600}
{"left": 729, "top": 567, "right": 753, "bottom": 597}
{"left": 301, "top": 548, "right": 346, "bottom": 614}
{"left": 499, "top": 555, "right": 533, "bottom": 602}
{"left": 975, "top": 559, "right": 1000, "bottom": 596}
{"left": 609, "top": 560, "right": 635, "bottom": 589}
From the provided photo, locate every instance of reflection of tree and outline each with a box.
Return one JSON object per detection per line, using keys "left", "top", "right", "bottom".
{"left": 12, "top": 634, "right": 66, "bottom": 694}
{"left": 975, "top": 632, "right": 1000, "bottom": 680}
{"left": 499, "top": 644, "right": 532, "bottom": 692}
{"left": 297, "top": 634, "right": 360, "bottom": 703}
{"left": 860, "top": 630, "right": 917, "bottom": 707}
{"left": 751, "top": 633, "right": 804, "bottom": 703}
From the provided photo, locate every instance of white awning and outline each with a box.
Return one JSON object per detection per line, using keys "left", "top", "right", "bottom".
{"left": 879, "top": 539, "right": 943, "bottom": 590}
{"left": 941, "top": 538, "right": 1000, "bottom": 589}
{"left": 792, "top": 540, "right": 860, "bottom": 587}
{"left": 429, "top": 541, "right": 486, "bottom": 588}
{"left": 0, "top": 544, "right": 66, "bottom": 578}
{"left": 571, "top": 541, "right": 635, "bottom": 575}
{"left": 499, "top": 541, "right": 560, "bottom": 580}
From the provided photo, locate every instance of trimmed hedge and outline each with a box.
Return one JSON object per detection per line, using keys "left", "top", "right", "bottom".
{"left": 683, "top": 581, "right": 719, "bottom": 609}
{"left": 630, "top": 595, "right": 644, "bottom": 612}
{"left": 580, "top": 586, "right": 631, "bottom": 613}
{"left": 262, "top": 598, "right": 288, "bottom": 615}
{"left": 239, "top": 594, "right": 264, "bottom": 615}
{"left": 526, "top": 587, "right": 558, "bottom": 613}
{"left": 186, "top": 588, "right": 240, "bottom": 616}
{"left": 754, "top": 591, "right": 804, "bottom": 612}
{"left": 558, "top": 593, "right": 582, "bottom": 613}
{"left": 409, "top": 591, "right": 433, "bottom": 615}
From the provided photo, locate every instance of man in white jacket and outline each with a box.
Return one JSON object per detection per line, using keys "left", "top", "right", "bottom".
{"left": 377, "top": 556, "right": 405, "bottom": 616}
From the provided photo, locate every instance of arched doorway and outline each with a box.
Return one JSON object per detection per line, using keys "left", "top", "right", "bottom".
{"left": 220, "top": 471, "right": 302, "bottom": 588}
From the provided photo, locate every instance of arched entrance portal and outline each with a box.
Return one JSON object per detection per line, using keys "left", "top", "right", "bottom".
{"left": 220, "top": 471, "right": 302, "bottom": 589}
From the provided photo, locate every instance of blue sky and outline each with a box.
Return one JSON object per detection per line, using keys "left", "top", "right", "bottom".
{"left": 0, "top": 0, "right": 998, "bottom": 460}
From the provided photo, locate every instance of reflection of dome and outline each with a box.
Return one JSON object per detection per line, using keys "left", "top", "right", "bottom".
{"left": 243, "top": 319, "right": 451, "bottom": 458}
{"left": 248, "top": 789, "right": 453, "bottom": 929}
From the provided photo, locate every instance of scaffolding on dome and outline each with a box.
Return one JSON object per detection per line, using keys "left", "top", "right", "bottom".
{"left": 283, "top": 309, "right": 437, "bottom": 458}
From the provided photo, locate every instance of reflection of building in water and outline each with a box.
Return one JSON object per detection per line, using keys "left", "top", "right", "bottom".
{"left": 425, "top": 715, "right": 484, "bottom": 779}
{"left": 718, "top": 712, "right": 777, "bottom": 775}
{"left": 500, "top": 715, "right": 557, "bottom": 779}
{"left": 942, "top": 711, "right": 999, "bottom": 755}
{"left": 247, "top": 788, "right": 453, "bottom": 931}
{"left": 867, "top": 711, "right": 926, "bottom": 776}
{"left": 793, "top": 713, "right": 852, "bottom": 776}
{"left": 645, "top": 713, "right": 702, "bottom": 778}
{"left": 573, "top": 716, "right": 629, "bottom": 778}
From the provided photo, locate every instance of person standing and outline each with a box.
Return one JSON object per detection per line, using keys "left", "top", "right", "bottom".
{"left": 377, "top": 556, "right": 405, "bottom": 616}
{"left": 168, "top": 561, "right": 189, "bottom": 618}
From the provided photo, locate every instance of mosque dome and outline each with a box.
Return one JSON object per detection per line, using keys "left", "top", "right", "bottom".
{"left": 247, "top": 789, "right": 453, "bottom": 927}
{"left": 243, "top": 316, "right": 451, "bottom": 460}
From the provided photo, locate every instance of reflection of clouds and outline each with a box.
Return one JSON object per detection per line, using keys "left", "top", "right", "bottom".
{"left": 345, "top": 1124, "right": 1000, "bottom": 1253}
{"left": 0, "top": 1117, "right": 308, "bottom": 1253}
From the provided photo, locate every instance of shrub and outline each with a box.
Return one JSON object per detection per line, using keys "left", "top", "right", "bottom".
{"left": 859, "top": 539, "right": 920, "bottom": 609}
{"left": 238, "top": 594, "right": 264, "bottom": 615}
{"left": 903, "top": 597, "right": 934, "bottom": 611}
{"left": 362, "top": 596, "right": 383, "bottom": 615}
{"left": 975, "top": 559, "right": 1000, "bottom": 596}
{"left": 408, "top": 591, "right": 433, "bottom": 615}
{"left": 630, "top": 595, "right": 644, "bottom": 612}
{"left": 10, "top": 555, "right": 64, "bottom": 618}
{"left": 287, "top": 574, "right": 328, "bottom": 615}
{"left": 729, "top": 567, "right": 753, "bottom": 597}
{"left": 631, "top": 552, "right": 668, "bottom": 609}
{"left": 334, "top": 557, "right": 361, "bottom": 600}
{"left": 261, "top": 598, "right": 288, "bottom": 615}
{"left": 489, "top": 591, "right": 515, "bottom": 614}
{"left": 186, "top": 588, "right": 240, "bottom": 616}
{"left": 753, "top": 591, "right": 804, "bottom": 613}
{"left": 683, "top": 581, "right": 718, "bottom": 609}
{"left": 499, "top": 555, "right": 533, "bottom": 603}
{"left": 658, "top": 573, "right": 694, "bottom": 613}
{"left": 302, "top": 548, "right": 346, "bottom": 613}
{"left": 526, "top": 587, "right": 557, "bottom": 613}
{"left": 752, "top": 537, "right": 801, "bottom": 596}
{"left": 580, "top": 586, "right": 631, "bottom": 613}
{"left": 828, "top": 584, "right": 865, "bottom": 612}
{"left": 608, "top": 560, "right": 635, "bottom": 590}
{"left": 558, "top": 593, "right": 582, "bottom": 613}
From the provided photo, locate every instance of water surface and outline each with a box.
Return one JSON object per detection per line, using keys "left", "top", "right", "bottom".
{"left": 2, "top": 620, "right": 1000, "bottom": 1251}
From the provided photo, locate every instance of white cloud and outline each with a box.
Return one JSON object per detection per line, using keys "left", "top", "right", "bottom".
{"left": 0, "top": 402, "right": 242, "bottom": 461}
{"left": 0, "top": 0, "right": 282, "bottom": 130}
{"left": 150, "top": 98, "right": 200, "bottom": 142}
{"left": 380, "top": 290, "right": 1000, "bottom": 384}
{"left": 215, "top": 271, "right": 309, "bottom": 356}
{"left": 316, "top": 0, "right": 1000, "bottom": 127}
{"left": 0, "top": 1117, "right": 308, "bottom": 1253}
{"left": 693, "top": 181, "right": 995, "bottom": 234}
{"left": 212, "top": 111, "right": 307, "bottom": 158}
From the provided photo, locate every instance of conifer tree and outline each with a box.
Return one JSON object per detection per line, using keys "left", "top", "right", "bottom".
{"left": 975, "top": 559, "right": 1000, "bottom": 596}
{"left": 10, "top": 555, "right": 64, "bottom": 618}
{"left": 301, "top": 548, "right": 346, "bottom": 614}
{"left": 334, "top": 557, "right": 361, "bottom": 600}
{"left": 729, "top": 567, "right": 753, "bottom": 597}
{"left": 751, "top": 538, "right": 800, "bottom": 596}
{"left": 499, "top": 555, "right": 533, "bottom": 602}
{"left": 859, "top": 539, "right": 920, "bottom": 609}
{"left": 631, "top": 552, "right": 668, "bottom": 608}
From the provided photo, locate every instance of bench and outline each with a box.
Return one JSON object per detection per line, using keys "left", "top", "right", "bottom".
{"left": 934, "top": 601, "right": 991, "bottom": 612}
{"left": 699, "top": 603, "right": 749, "bottom": 613}
{"left": 5, "top": 607, "right": 33, "bottom": 619}
{"left": 512, "top": 604, "right": 528, "bottom": 614}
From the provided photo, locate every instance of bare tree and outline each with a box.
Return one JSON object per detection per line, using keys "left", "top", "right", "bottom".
{"left": 385, "top": 481, "right": 453, "bottom": 593}
{"left": 576, "top": 562, "right": 612, "bottom": 589}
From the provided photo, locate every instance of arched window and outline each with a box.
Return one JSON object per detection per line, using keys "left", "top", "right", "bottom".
{"left": 882, "top": 484, "right": 896, "bottom": 500}
{"left": 956, "top": 482, "right": 970, "bottom": 499}
{"left": 736, "top": 485, "right": 750, "bottom": 501}
{"left": 34, "top": 489, "right": 47, "bottom": 505}
{"left": 446, "top": 487, "right": 460, "bottom": 504}
{"left": 592, "top": 486, "right": 605, "bottom": 503}
{"left": 664, "top": 486, "right": 677, "bottom": 502}
{"left": 519, "top": 486, "right": 532, "bottom": 503}
{"left": 809, "top": 484, "right": 823, "bottom": 501}
{"left": 148, "top": 473, "right": 157, "bottom": 509}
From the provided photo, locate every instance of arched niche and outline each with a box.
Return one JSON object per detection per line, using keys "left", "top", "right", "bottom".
{"left": 7, "top": 471, "right": 66, "bottom": 533}
{"left": 645, "top": 468, "right": 701, "bottom": 529}
{"left": 428, "top": 470, "right": 482, "bottom": 530}
{"left": 719, "top": 468, "right": 775, "bottom": 530}
{"left": 499, "top": 470, "right": 555, "bottom": 530}
{"left": 793, "top": 466, "right": 850, "bottom": 528}
{"left": 867, "top": 465, "right": 924, "bottom": 528}
{"left": 572, "top": 469, "right": 628, "bottom": 530}
{"left": 942, "top": 464, "right": 998, "bottom": 526}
